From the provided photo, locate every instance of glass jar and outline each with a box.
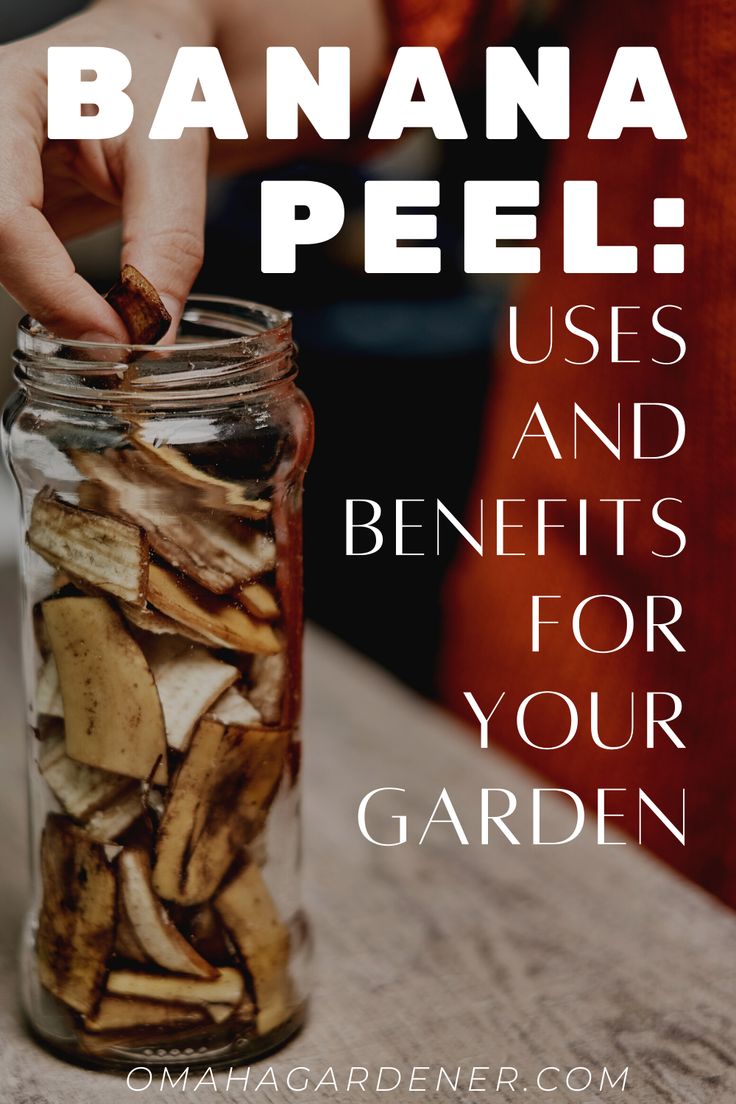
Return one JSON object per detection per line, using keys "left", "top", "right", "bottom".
{"left": 2, "top": 297, "right": 314, "bottom": 1070}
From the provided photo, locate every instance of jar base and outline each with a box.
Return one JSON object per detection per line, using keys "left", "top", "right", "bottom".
{"left": 24, "top": 1001, "right": 308, "bottom": 1074}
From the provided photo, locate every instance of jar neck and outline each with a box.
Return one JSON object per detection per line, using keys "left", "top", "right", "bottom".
{"left": 13, "top": 296, "right": 295, "bottom": 410}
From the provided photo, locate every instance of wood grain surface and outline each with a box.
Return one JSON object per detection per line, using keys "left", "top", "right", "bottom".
{"left": 0, "top": 567, "right": 733, "bottom": 1102}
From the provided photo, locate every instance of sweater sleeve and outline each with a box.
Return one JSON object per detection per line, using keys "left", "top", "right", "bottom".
{"left": 381, "top": 0, "right": 527, "bottom": 77}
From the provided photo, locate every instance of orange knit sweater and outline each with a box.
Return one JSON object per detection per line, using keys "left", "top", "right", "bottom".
{"left": 384, "top": 0, "right": 736, "bottom": 903}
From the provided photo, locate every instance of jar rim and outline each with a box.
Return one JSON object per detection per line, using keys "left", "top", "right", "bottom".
{"left": 13, "top": 295, "right": 295, "bottom": 407}
{"left": 18, "top": 294, "right": 292, "bottom": 357}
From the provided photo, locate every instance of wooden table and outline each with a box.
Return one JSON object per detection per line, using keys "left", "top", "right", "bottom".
{"left": 0, "top": 568, "right": 734, "bottom": 1102}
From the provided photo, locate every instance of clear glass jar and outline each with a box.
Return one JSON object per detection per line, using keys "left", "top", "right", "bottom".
{"left": 2, "top": 297, "right": 314, "bottom": 1070}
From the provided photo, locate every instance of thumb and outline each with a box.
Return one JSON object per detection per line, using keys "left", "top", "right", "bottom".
{"left": 119, "top": 131, "right": 208, "bottom": 339}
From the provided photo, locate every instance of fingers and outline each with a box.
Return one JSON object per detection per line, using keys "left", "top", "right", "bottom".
{"left": 0, "top": 120, "right": 128, "bottom": 342}
{"left": 0, "top": 206, "right": 130, "bottom": 343}
{"left": 120, "top": 130, "right": 208, "bottom": 337}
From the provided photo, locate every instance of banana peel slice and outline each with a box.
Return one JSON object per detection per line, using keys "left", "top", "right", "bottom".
{"left": 37, "top": 814, "right": 117, "bottom": 1015}
{"left": 214, "top": 863, "right": 291, "bottom": 1033}
{"left": 153, "top": 719, "right": 288, "bottom": 906}
{"left": 153, "top": 718, "right": 223, "bottom": 902}
{"left": 146, "top": 639, "right": 240, "bottom": 752}
{"left": 74, "top": 448, "right": 274, "bottom": 595}
{"left": 105, "top": 265, "right": 171, "bottom": 345}
{"left": 119, "top": 849, "right": 218, "bottom": 979}
{"left": 84, "top": 996, "right": 207, "bottom": 1034}
{"left": 43, "top": 596, "right": 168, "bottom": 786}
{"left": 147, "top": 564, "right": 281, "bottom": 655}
{"left": 146, "top": 518, "right": 276, "bottom": 594}
{"left": 86, "top": 787, "right": 147, "bottom": 842}
{"left": 115, "top": 900, "right": 149, "bottom": 964}
{"left": 36, "top": 655, "right": 64, "bottom": 718}
{"left": 119, "top": 599, "right": 212, "bottom": 645}
{"left": 130, "top": 434, "right": 271, "bottom": 521}
{"left": 249, "top": 651, "right": 288, "bottom": 725}
{"left": 39, "top": 730, "right": 135, "bottom": 821}
{"left": 182, "top": 723, "right": 289, "bottom": 905}
{"left": 28, "top": 492, "right": 148, "bottom": 606}
{"left": 209, "top": 686, "right": 262, "bottom": 727}
{"left": 106, "top": 967, "right": 245, "bottom": 1006}
{"left": 238, "top": 583, "right": 280, "bottom": 622}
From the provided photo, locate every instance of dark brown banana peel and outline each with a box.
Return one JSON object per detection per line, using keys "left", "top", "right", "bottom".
{"left": 106, "top": 265, "right": 172, "bottom": 345}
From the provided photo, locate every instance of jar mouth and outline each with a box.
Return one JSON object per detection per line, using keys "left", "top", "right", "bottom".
{"left": 19, "top": 295, "right": 292, "bottom": 356}
{"left": 14, "top": 295, "right": 295, "bottom": 407}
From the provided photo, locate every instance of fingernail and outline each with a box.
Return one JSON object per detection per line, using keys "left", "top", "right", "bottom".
{"left": 78, "top": 331, "right": 121, "bottom": 344}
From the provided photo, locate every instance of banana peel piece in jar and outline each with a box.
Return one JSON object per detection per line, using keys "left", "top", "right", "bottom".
{"left": 153, "top": 719, "right": 288, "bottom": 906}
{"left": 42, "top": 596, "right": 168, "bottom": 786}
{"left": 238, "top": 583, "right": 280, "bottom": 622}
{"left": 36, "top": 655, "right": 64, "bottom": 718}
{"left": 73, "top": 448, "right": 276, "bottom": 595}
{"left": 181, "top": 725, "right": 290, "bottom": 906}
{"left": 209, "top": 685, "right": 262, "bottom": 727}
{"left": 115, "top": 899, "right": 149, "bottom": 964}
{"left": 36, "top": 814, "right": 117, "bottom": 1015}
{"left": 214, "top": 863, "right": 292, "bottom": 1035}
{"left": 86, "top": 788, "right": 147, "bottom": 843}
{"left": 105, "top": 265, "right": 172, "bottom": 346}
{"left": 153, "top": 717, "right": 222, "bottom": 902}
{"left": 39, "top": 729, "right": 135, "bottom": 821}
{"left": 130, "top": 433, "right": 271, "bottom": 521}
{"left": 106, "top": 967, "right": 245, "bottom": 1006}
{"left": 249, "top": 651, "right": 288, "bottom": 725}
{"left": 119, "top": 599, "right": 212, "bottom": 645}
{"left": 28, "top": 492, "right": 148, "bottom": 606}
{"left": 84, "top": 996, "right": 208, "bottom": 1035}
{"left": 146, "top": 563, "right": 281, "bottom": 655}
{"left": 119, "top": 849, "right": 218, "bottom": 979}
{"left": 146, "top": 640, "right": 240, "bottom": 752}
{"left": 145, "top": 518, "right": 277, "bottom": 594}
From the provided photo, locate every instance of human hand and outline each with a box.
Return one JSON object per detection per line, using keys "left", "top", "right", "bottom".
{"left": 0, "top": 0, "right": 386, "bottom": 342}
{"left": 0, "top": 0, "right": 213, "bottom": 341}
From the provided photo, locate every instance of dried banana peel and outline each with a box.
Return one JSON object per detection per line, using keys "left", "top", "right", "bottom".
{"left": 147, "top": 564, "right": 281, "bottom": 655}
{"left": 239, "top": 583, "right": 280, "bottom": 621}
{"left": 106, "top": 967, "right": 245, "bottom": 1006}
{"left": 85, "top": 996, "right": 207, "bottom": 1034}
{"left": 215, "top": 863, "right": 291, "bottom": 1033}
{"left": 28, "top": 493, "right": 148, "bottom": 605}
{"left": 249, "top": 651, "right": 288, "bottom": 725}
{"left": 73, "top": 446, "right": 277, "bottom": 595}
{"left": 131, "top": 434, "right": 271, "bottom": 520}
{"left": 119, "top": 849, "right": 218, "bottom": 979}
{"left": 115, "top": 901, "right": 149, "bottom": 964}
{"left": 180, "top": 721, "right": 287, "bottom": 905}
{"left": 153, "top": 717, "right": 223, "bottom": 902}
{"left": 154, "top": 720, "right": 288, "bottom": 906}
{"left": 147, "top": 640, "right": 240, "bottom": 752}
{"left": 86, "top": 788, "right": 146, "bottom": 842}
{"left": 209, "top": 686, "right": 262, "bottom": 727}
{"left": 119, "top": 599, "right": 212, "bottom": 645}
{"left": 192, "top": 725, "right": 288, "bottom": 847}
{"left": 40, "top": 731, "right": 134, "bottom": 820}
{"left": 36, "top": 655, "right": 64, "bottom": 718}
{"left": 147, "top": 517, "right": 276, "bottom": 594}
{"left": 37, "top": 815, "right": 117, "bottom": 1015}
{"left": 105, "top": 265, "right": 171, "bottom": 345}
{"left": 43, "top": 596, "right": 167, "bottom": 786}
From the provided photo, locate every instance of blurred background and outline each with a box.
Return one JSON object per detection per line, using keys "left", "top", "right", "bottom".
{"left": 0, "top": 2, "right": 548, "bottom": 695}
